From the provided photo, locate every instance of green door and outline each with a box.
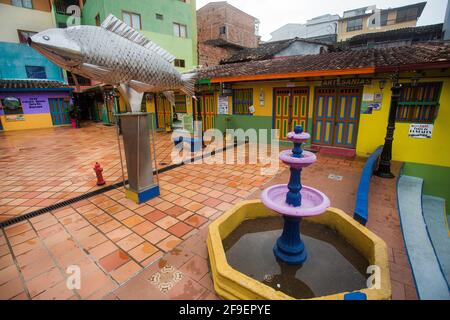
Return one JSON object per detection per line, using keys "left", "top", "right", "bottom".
{"left": 49, "top": 98, "right": 71, "bottom": 125}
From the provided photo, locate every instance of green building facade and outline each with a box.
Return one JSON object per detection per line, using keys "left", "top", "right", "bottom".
{"left": 81, "top": 0, "right": 198, "bottom": 71}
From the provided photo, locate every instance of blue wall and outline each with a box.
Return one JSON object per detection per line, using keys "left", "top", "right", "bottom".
{"left": 0, "top": 42, "right": 65, "bottom": 81}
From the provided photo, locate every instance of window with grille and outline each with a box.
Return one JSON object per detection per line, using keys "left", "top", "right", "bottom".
{"left": 233, "top": 89, "right": 253, "bottom": 115}
{"left": 175, "top": 95, "right": 187, "bottom": 113}
{"left": 396, "top": 83, "right": 441, "bottom": 123}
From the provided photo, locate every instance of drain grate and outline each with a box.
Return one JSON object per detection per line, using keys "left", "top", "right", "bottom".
{"left": 0, "top": 141, "right": 245, "bottom": 229}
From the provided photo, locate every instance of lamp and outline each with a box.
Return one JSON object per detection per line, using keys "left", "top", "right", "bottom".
{"left": 378, "top": 79, "right": 386, "bottom": 90}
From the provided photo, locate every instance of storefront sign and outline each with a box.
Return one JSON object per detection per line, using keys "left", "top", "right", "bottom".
{"left": 374, "top": 93, "right": 383, "bottom": 103}
{"left": 409, "top": 123, "right": 433, "bottom": 139}
{"left": 322, "top": 78, "right": 372, "bottom": 87}
{"left": 24, "top": 97, "right": 46, "bottom": 110}
{"left": 218, "top": 96, "right": 229, "bottom": 115}
{"left": 362, "top": 93, "right": 374, "bottom": 102}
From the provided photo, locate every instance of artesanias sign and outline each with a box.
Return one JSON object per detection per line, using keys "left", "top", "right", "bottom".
{"left": 408, "top": 123, "right": 433, "bottom": 139}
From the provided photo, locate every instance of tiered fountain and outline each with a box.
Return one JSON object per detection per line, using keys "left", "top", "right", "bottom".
{"left": 207, "top": 126, "right": 391, "bottom": 300}
{"left": 261, "top": 125, "right": 330, "bottom": 265}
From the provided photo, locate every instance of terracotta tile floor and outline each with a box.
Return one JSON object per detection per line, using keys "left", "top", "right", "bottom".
{"left": 0, "top": 122, "right": 234, "bottom": 221}
{"left": 106, "top": 156, "right": 417, "bottom": 301}
{"left": 0, "top": 144, "right": 273, "bottom": 299}
{"left": 0, "top": 123, "right": 416, "bottom": 300}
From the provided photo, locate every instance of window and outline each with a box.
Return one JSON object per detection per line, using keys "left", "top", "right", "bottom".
{"left": 11, "top": 0, "right": 32, "bottom": 9}
{"left": 174, "top": 59, "right": 185, "bottom": 68}
{"left": 156, "top": 13, "right": 163, "bottom": 20}
{"left": 95, "top": 14, "right": 101, "bottom": 26}
{"left": 1, "top": 97, "right": 24, "bottom": 115}
{"left": 219, "top": 26, "right": 227, "bottom": 35}
{"left": 123, "top": 11, "right": 141, "bottom": 30}
{"left": 347, "top": 18, "right": 363, "bottom": 32}
{"left": 396, "top": 7, "right": 419, "bottom": 23}
{"left": 173, "top": 23, "right": 187, "bottom": 38}
{"left": 17, "top": 30, "right": 36, "bottom": 44}
{"left": 370, "top": 11, "right": 389, "bottom": 27}
{"left": 233, "top": 89, "right": 253, "bottom": 115}
{"left": 175, "top": 95, "right": 187, "bottom": 113}
{"left": 25, "top": 66, "right": 47, "bottom": 79}
{"left": 396, "top": 83, "right": 442, "bottom": 123}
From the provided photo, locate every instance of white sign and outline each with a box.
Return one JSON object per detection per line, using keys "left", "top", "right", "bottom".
{"left": 362, "top": 93, "right": 374, "bottom": 102}
{"left": 218, "top": 96, "right": 229, "bottom": 115}
{"left": 409, "top": 123, "right": 433, "bottom": 139}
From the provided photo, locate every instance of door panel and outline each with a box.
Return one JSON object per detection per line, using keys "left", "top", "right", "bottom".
{"left": 196, "top": 94, "right": 215, "bottom": 132}
{"left": 155, "top": 95, "right": 171, "bottom": 129}
{"left": 49, "top": 98, "right": 70, "bottom": 126}
{"left": 313, "top": 88, "right": 335, "bottom": 145}
{"left": 274, "top": 88, "right": 309, "bottom": 140}
{"left": 313, "top": 87, "right": 361, "bottom": 148}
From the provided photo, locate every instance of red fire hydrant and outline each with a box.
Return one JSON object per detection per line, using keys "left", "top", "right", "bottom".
{"left": 94, "top": 162, "right": 106, "bottom": 186}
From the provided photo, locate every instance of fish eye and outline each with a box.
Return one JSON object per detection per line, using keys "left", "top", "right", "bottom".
{"left": 43, "top": 36, "right": 50, "bottom": 41}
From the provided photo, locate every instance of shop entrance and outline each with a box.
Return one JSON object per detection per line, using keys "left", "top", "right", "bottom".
{"left": 195, "top": 94, "right": 216, "bottom": 132}
{"left": 273, "top": 88, "right": 309, "bottom": 140}
{"left": 49, "top": 98, "right": 71, "bottom": 126}
{"left": 312, "top": 87, "right": 361, "bottom": 149}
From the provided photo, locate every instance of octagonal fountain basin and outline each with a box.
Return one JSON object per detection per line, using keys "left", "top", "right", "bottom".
{"left": 207, "top": 200, "right": 391, "bottom": 300}
{"left": 261, "top": 184, "right": 330, "bottom": 218}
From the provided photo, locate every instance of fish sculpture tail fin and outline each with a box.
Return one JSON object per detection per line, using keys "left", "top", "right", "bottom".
{"left": 180, "top": 72, "right": 197, "bottom": 98}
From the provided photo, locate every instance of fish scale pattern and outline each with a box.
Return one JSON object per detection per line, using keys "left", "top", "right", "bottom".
{"left": 66, "top": 26, "right": 183, "bottom": 92}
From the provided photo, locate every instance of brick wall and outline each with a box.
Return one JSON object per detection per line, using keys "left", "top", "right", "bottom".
{"left": 198, "top": 43, "right": 239, "bottom": 67}
{"left": 197, "top": 2, "right": 258, "bottom": 48}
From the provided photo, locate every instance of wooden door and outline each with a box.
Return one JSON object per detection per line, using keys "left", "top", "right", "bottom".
{"left": 291, "top": 88, "right": 309, "bottom": 132}
{"left": 196, "top": 94, "right": 215, "bottom": 132}
{"left": 49, "top": 98, "right": 71, "bottom": 125}
{"left": 155, "top": 95, "right": 172, "bottom": 129}
{"left": 313, "top": 88, "right": 336, "bottom": 145}
{"left": 274, "top": 88, "right": 309, "bottom": 140}
{"left": 313, "top": 87, "right": 361, "bottom": 148}
{"left": 334, "top": 88, "right": 361, "bottom": 148}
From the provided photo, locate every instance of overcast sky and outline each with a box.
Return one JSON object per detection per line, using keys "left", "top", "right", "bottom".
{"left": 196, "top": 0, "right": 449, "bottom": 41}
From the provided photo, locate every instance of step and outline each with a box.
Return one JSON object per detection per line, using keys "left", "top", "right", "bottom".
{"left": 397, "top": 175, "right": 450, "bottom": 300}
{"left": 422, "top": 195, "right": 450, "bottom": 288}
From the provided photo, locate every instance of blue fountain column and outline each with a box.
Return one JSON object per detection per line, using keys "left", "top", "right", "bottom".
{"left": 274, "top": 125, "right": 307, "bottom": 265}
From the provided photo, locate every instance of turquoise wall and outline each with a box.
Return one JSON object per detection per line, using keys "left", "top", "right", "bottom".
{"left": 0, "top": 42, "right": 64, "bottom": 81}
{"left": 81, "top": 0, "right": 197, "bottom": 70}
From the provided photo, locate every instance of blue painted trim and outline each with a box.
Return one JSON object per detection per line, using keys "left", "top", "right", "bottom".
{"left": 344, "top": 292, "right": 367, "bottom": 300}
{"left": 353, "top": 145, "right": 383, "bottom": 225}
{"left": 138, "top": 185, "right": 160, "bottom": 204}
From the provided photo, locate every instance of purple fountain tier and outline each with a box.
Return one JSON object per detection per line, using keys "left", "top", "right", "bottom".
{"left": 261, "top": 125, "right": 330, "bottom": 265}
{"left": 261, "top": 184, "right": 330, "bottom": 218}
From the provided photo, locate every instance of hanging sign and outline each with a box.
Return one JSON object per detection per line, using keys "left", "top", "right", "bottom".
{"left": 408, "top": 123, "right": 433, "bottom": 139}
{"left": 218, "top": 96, "right": 229, "bottom": 115}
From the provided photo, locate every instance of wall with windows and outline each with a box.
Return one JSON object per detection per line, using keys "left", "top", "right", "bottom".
{"left": 356, "top": 75, "right": 450, "bottom": 167}
{"left": 81, "top": 0, "right": 197, "bottom": 71}
{"left": 337, "top": 7, "right": 420, "bottom": 41}
{"left": 206, "top": 72, "right": 450, "bottom": 167}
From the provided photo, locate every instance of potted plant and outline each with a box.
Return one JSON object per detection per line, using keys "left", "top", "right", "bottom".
{"left": 69, "top": 105, "right": 81, "bottom": 128}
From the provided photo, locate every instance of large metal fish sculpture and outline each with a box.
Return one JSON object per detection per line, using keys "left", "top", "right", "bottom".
{"left": 29, "top": 14, "right": 196, "bottom": 111}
